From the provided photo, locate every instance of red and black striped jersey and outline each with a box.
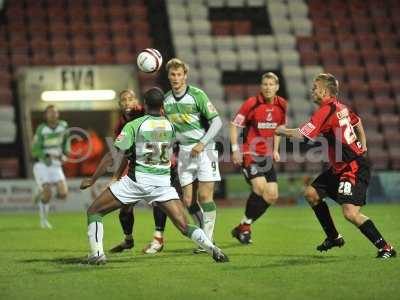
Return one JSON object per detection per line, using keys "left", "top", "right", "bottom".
{"left": 299, "top": 97, "right": 365, "bottom": 173}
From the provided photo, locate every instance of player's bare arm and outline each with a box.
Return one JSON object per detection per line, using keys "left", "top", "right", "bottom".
{"left": 273, "top": 134, "right": 281, "bottom": 162}
{"left": 80, "top": 150, "right": 126, "bottom": 190}
{"left": 353, "top": 121, "right": 367, "bottom": 151}
{"left": 275, "top": 125, "right": 304, "bottom": 139}
{"left": 230, "top": 122, "right": 242, "bottom": 165}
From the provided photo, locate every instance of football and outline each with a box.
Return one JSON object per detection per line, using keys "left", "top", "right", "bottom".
{"left": 136, "top": 48, "right": 163, "bottom": 73}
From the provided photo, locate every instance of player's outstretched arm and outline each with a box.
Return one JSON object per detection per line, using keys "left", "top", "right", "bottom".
{"left": 275, "top": 125, "right": 304, "bottom": 139}
{"left": 353, "top": 121, "right": 367, "bottom": 151}
{"left": 80, "top": 151, "right": 123, "bottom": 190}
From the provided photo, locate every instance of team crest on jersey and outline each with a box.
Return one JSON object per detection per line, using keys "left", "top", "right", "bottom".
{"left": 266, "top": 109, "right": 273, "bottom": 121}
{"left": 207, "top": 102, "right": 217, "bottom": 113}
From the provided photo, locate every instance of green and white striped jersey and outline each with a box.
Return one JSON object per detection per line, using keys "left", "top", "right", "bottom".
{"left": 114, "top": 115, "right": 175, "bottom": 186}
{"left": 31, "top": 120, "right": 69, "bottom": 164}
{"left": 163, "top": 85, "right": 219, "bottom": 151}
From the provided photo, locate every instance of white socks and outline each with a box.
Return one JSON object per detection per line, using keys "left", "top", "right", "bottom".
{"left": 200, "top": 202, "right": 217, "bottom": 242}
{"left": 88, "top": 222, "right": 104, "bottom": 257}
{"left": 38, "top": 201, "right": 50, "bottom": 221}
{"left": 189, "top": 227, "right": 215, "bottom": 254}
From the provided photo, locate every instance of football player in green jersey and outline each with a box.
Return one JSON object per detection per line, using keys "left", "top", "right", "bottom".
{"left": 144, "top": 59, "right": 223, "bottom": 254}
{"left": 82, "top": 87, "right": 228, "bottom": 265}
{"left": 32, "top": 105, "right": 69, "bottom": 228}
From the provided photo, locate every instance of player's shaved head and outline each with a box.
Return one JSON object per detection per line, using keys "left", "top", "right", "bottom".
{"left": 143, "top": 87, "right": 164, "bottom": 111}
{"left": 315, "top": 73, "right": 339, "bottom": 97}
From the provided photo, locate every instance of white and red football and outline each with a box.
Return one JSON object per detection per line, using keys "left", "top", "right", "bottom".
{"left": 136, "top": 48, "right": 163, "bottom": 73}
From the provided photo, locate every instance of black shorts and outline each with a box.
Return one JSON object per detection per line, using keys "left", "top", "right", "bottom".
{"left": 242, "top": 156, "right": 277, "bottom": 183}
{"left": 311, "top": 156, "right": 371, "bottom": 206}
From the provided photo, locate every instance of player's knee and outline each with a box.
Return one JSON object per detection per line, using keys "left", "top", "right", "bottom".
{"left": 57, "top": 192, "right": 67, "bottom": 200}
{"left": 42, "top": 187, "right": 52, "bottom": 203}
{"left": 342, "top": 208, "right": 358, "bottom": 223}
{"left": 251, "top": 183, "right": 264, "bottom": 196}
{"left": 265, "top": 192, "right": 278, "bottom": 204}
{"left": 304, "top": 186, "right": 319, "bottom": 205}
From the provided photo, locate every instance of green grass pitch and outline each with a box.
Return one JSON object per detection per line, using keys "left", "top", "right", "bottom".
{"left": 1, "top": 204, "right": 399, "bottom": 300}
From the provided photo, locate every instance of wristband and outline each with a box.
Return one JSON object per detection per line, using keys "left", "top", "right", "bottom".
{"left": 231, "top": 144, "right": 239, "bottom": 152}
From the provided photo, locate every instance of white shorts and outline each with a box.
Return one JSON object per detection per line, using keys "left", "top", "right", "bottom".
{"left": 109, "top": 175, "right": 179, "bottom": 205}
{"left": 33, "top": 161, "right": 66, "bottom": 187}
{"left": 177, "top": 149, "right": 221, "bottom": 187}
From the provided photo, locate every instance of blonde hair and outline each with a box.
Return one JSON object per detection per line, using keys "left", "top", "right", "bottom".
{"left": 165, "top": 58, "right": 189, "bottom": 74}
{"left": 315, "top": 73, "right": 339, "bottom": 96}
{"left": 261, "top": 72, "right": 279, "bottom": 84}
{"left": 119, "top": 89, "right": 136, "bottom": 99}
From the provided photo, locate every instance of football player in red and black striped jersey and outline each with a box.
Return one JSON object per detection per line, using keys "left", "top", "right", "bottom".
{"left": 276, "top": 73, "right": 396, "bottom": 259}
{"left": 230, "top": 72, "right": 288, "bottom": 244}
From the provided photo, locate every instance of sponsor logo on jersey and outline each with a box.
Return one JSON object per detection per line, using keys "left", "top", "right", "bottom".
{"left": 300, "top": 122, "right": 316, "bottom": 136}
{"left": 257, "top": 122, "right": 278, "bottom": 129}
{"left": 336, "top": 108, "right": 349, "bottom": 120}
{"left": 232, "top": 114, "right": 245, "bottom": 126}
{"left": 116, "top": 131, "right": 126, "bottom": 142}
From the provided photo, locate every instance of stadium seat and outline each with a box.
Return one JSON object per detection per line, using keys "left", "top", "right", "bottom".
{"left": 369, "top": 80, "right": 392, "bottom": 99}
{"left": 0, "top": 158, "right": 19, "bottom": 178}
{"left": 345, "top": 66, "right": 366, "bottom": 83}
{"left": 232, "top": 20, "right": 252, "bottom": 36}
{"left": 212, "top": 21, "right": 232, "bottom": 36}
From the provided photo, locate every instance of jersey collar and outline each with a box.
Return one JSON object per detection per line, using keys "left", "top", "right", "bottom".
{"left": 172, "top": 85, "right": 189, "bottom": 101}
{"left": 257, "top": 93, "right": 277, "bottom": 104}
{"left": 321, "top": 97, "right": 336, "bottom": 106}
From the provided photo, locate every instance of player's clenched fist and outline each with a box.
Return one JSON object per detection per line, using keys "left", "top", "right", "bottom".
{"left": 232, "top": 150, "right": 242, "bottom": 166}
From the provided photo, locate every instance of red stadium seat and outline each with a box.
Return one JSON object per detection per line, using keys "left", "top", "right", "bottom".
{"left": 30, "top": 34, "right": 50, "bottom": 51}
{"left": 354, "top": 101, "right": 376, "bottom": 116}
{"left": 71, "top": 34, "right": 92, "bottom": 50}
{"left": 72, "top": 49, "right": 94, "bottom": 65}
{"left": 115, "top": 50, "right": 135, "bottom": 65}
{"left": 31, "top": 50, "right": 52, "bottom": 65}
{"left": 0, "top": 88, "right": 13, "bottom": 105}
{"left": 361, "top": 49, "right": 383, "bottom": 66}
{"left": 382, "top": 48, "right": 400, "bottom": 64}
{"left": 325, "top": 66, "right": 346, "bottom": 83}
{"left": 365, "top": 63, "right": 387, "bottom": 82}
{"left": 356, "top": 33, "right": 378, "bottom": 49}
{"left": 345, "top": 66, "right": 366, "bottom": 83}
{"left": 92, "top": 32, "right": 113, "bottom": 48}
{"left": 316, "top": 36, "right": 337, "bottom": 51}
{"left": 297, "top": 36, "right": 317, "bottom": 52}
{"left": 112, "top": 33, "right": 132, "bottom": 49}
{"left": 0, "top": 158, "right": 20, "bottom": 178}
{"left": 337, "top": 33, "right": 358, "bottom": 51}
{"left": 385, "top": 63, "right": 400, "bottom": 82}
{"left": 94, "top": 48, "right": 114, "bottom": 64}
{"left": 232, "top": 20, "right": 252, "bottom": 36}
{"left": 341, "top": 50, "right": 362, "bottom": 66}
{"left": 300, "top": 51, "right": 320, "bottom": 66}
{"left": 375, "top": 97, "right": 397, "bottom": 114}
{"left": 321, "top": 50, "right": 341, "bottom": 67}
{"left": 212, "top": 21, "right": 233, "bottom": 36}
{"left": 224, "top": 84, "right": 245, "bottom": 101}
{"left": 52, "top": 50, "right": 73, "bottom": 65}
{"left": 353, "top": 17, "right": 374, "bottom": 34}
{"left": 50, "top": 35, "right": 71, "bottom": 50}
{"left": 369, "top": 80, "right": 392, "bottom": 98}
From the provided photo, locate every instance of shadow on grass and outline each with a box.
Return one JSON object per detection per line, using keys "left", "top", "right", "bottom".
{"left": 226, "top": 254, "right": 346, "bottom": 270}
